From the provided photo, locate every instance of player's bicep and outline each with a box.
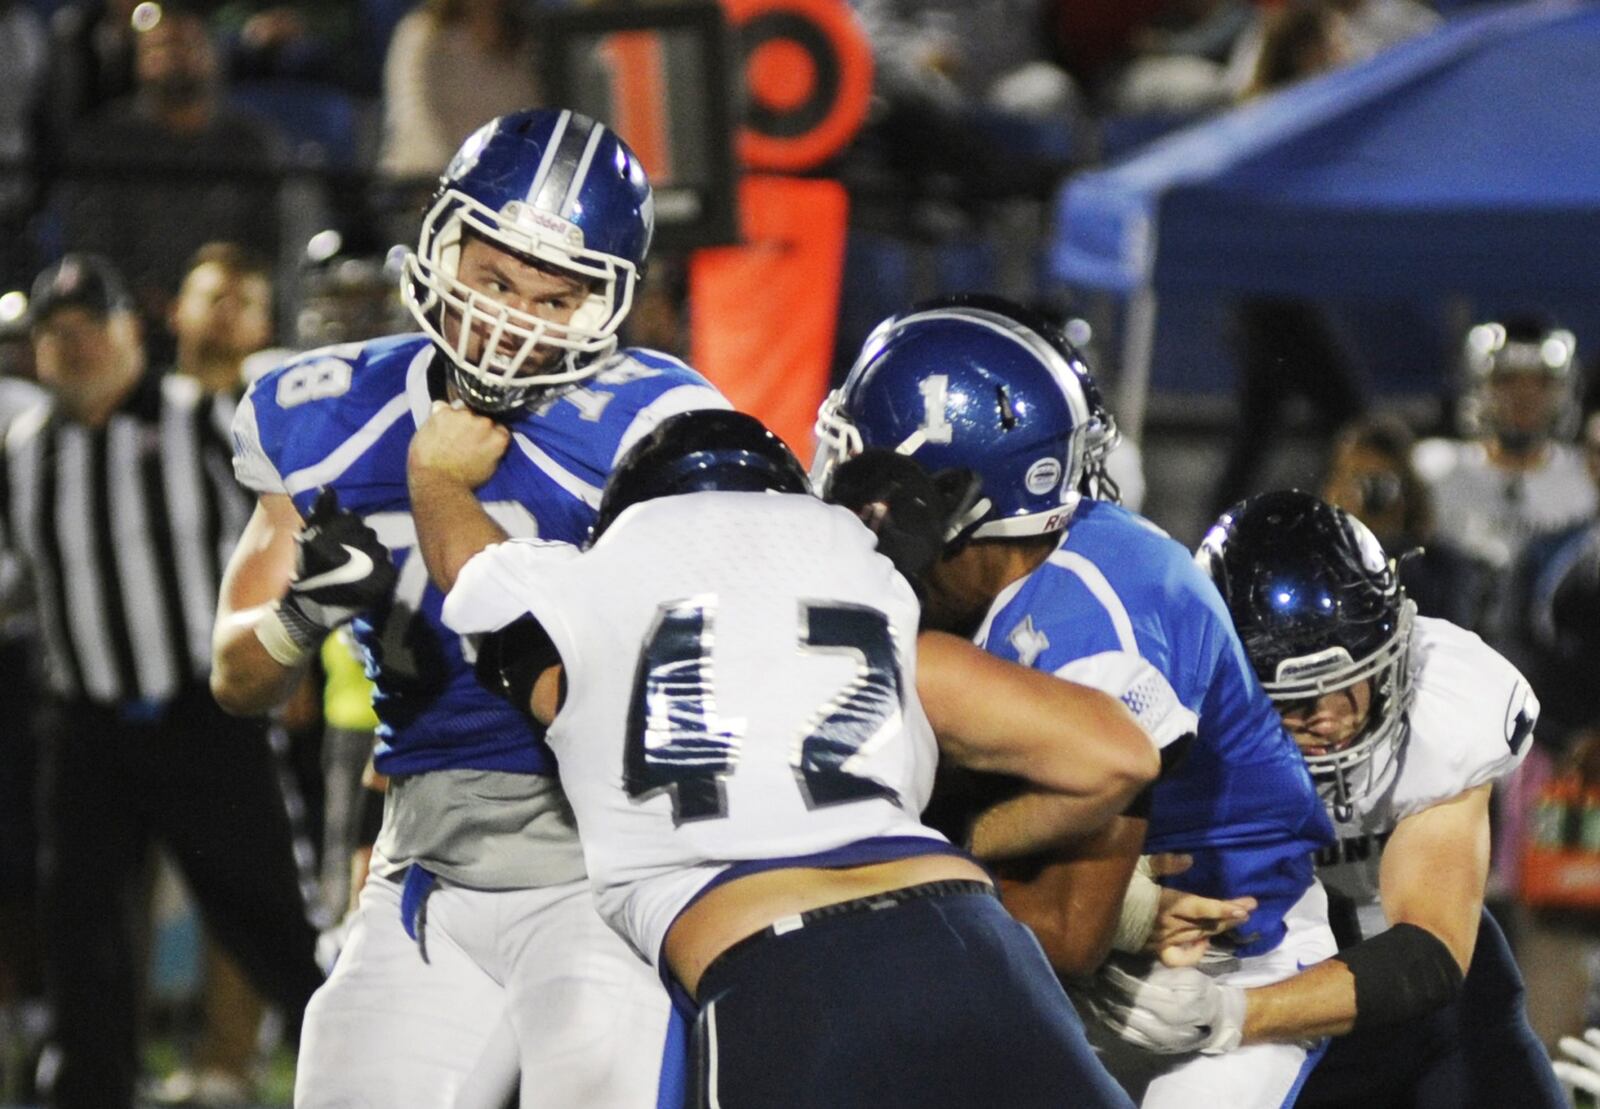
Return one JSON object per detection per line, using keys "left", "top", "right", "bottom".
{"left": 216, "top": 494, "right": 303, "bottom": 621}
{"left": 1379, "top": 783, "right": 1492, "bottom": 971}
{"left": 916, "top": 631, "right": 1158, "bottom": 795}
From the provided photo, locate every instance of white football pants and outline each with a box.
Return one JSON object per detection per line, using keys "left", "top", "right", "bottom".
{"left": 1083, "top": 880, "right": 1339, "bottom": 1108}
{"left": 295, "top": 865, "right": 672, "bottom": 1108}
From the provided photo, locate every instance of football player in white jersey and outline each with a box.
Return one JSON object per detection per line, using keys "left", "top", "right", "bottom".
{"left": 421, "top": 408, "right": 1155, "bottom": 1108}
{"left": 210, "top": 109, "right": 728, "bottom": 1107}
{"left": 1413, "top": 317, "right": 1595, "bottom": 642}
{"left": 1085, "top": 490, "right": 1565, "bottom": 1107}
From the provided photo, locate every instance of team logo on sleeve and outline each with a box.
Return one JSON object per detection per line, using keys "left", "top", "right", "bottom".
{"left": 1505, "top": 682, "right": 1538, "bottom": 754}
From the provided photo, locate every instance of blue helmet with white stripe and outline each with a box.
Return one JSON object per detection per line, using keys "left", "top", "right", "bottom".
{"left": 404, "top": 108, "right": 655, "bottom": 411}
{"left": 814, "top": 299, "right": 1097, "bottom": 540}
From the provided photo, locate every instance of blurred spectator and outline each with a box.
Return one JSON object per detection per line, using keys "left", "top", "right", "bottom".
{"left": 1229, "top": 0, "right": 1440, "bottom": 92}
{"left": 1517, "top": 470, "right": 1600, "bottom": 1049}
{"left": 1238, "top": 0, "right": 1351, "bottom": 99}
{"left": 1105, "top": 0, "right": 1254, "bottom": 114}
{"left": 208, "top": 1, "right": 359, "bottom": 87}
{"left": 0, "top": 284, "right": 44, "bottom": 1105}
{"left": 1046, "top": 0, "right": 1165, "bottom": 93}
{"left": 4, "top": 255, "right": 321, "bottom": 1109}
{"left": 1321, "top": 413, "right": 1486, "bottom": 627}
{"left": 1524, "top": 412, "right": 1600, "bottom": 749}
{"left": 53, "top": 3, "right": 285, "bottom": 358}
{"left": 149, "top": 242, "right": 285, "bottom": 1108}
{"left": 47, "top": 0, "right": 141, "bottom": 138}
{"left": 1329, "top": 0, "right": 1441, "bottom": 62}
{"left": 376, "top": 0, "right": 541, "bottom": 182}
{"left": 168, "top": 241, "right": 275, "bottom": 396}
{"left": 857, "top": 0, "right": 1066, "bottom": 108}
{"left": 853, "top": 0, "right": 1081, "bottom": 194}
{"left": 1209, "top": 0, "right": 1367, "bottom": 516}
{"left": 0, "top": 0, "right": 46, "bottom": 289}
{"left": 239, "top": 227, "right": 408, "bottom": 384}
{"left": 290, "top": 228, "right": 405, "bottom": 350}
{"left": 1413, "top": 317, "right": 1596, "bottom": 649}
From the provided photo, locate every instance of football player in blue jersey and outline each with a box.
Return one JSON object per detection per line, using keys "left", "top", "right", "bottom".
{"left": 812, "top": 297, "right": 1337, "bottom": 1108}
{"left": 211, "top": 108, "right": 728, "bottom": 1107}
{"left": 1084, "top": 491, "right": 1564, "bottom": 1109}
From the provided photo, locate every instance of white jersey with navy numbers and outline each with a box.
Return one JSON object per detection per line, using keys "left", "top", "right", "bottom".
{"left": 231, "top": 334, "right": 727, "bottom": 783}
{"left": 976, "top": 499, "right": 1334, "bottom": 957}
{"left": 443, "top": 493, "right": 948, "bottom": 965}
{"left": 1315, "top": 616, "right": 1538, "bottom": 942}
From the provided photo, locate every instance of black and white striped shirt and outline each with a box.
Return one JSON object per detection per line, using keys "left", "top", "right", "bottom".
{"left": 0, "top": 372, "right": 251, "bottom": 705}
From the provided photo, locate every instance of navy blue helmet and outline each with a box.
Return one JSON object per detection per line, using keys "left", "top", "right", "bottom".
{"left": 813, "top": 297, "right": 1105, "bottom": 541}
{"left": 593, "top": 410, "right": 810, "bottom": 541}
{"left": 1196, "top": 490, "right": 1416, "bottom": 817}
{"left": 404, "top": 108, "right": 654, "bottom": 412}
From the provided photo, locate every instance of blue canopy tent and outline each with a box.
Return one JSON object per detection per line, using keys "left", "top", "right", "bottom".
{"left": 1050, "top": 0, "right": 1600, "bottom": 437}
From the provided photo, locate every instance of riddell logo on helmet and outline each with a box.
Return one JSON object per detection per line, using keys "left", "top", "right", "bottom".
{"left": 500, "top": 202, "right": 585, "bottom": 248}
{"left": 1024, "top": 457, "right": 1062, "bottom": 495}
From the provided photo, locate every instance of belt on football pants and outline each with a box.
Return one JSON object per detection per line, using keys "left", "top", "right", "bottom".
{"left": 701, "top": 878, "right": 996, "bottom": 983}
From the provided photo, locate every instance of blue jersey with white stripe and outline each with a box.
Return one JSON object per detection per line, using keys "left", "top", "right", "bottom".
{"left": 977, "top": 500, "right": 1334, "bottom": 956}
{"left": 232, "top": 334, "right": 728, "bottom": 777}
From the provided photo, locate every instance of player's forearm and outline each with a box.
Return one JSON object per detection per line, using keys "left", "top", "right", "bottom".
{"left": 991, "top": 818, "right": 1144, "bottom": 979}
{"left": 970, "top": 791, "right": 1113, "bottom": 860}
{"left": 1240, "top": 958, "right": 1357, "bottom": 1044}
{"left": 211, "top": 607, "right": 310, "bottom": 715}
{"left": 409, "top": 471, "right": 509, "bottom": 594}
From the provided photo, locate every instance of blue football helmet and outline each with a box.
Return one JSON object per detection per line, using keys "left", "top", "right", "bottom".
{"left": 1196, "top": 490, "right": 1416, "bottom": 819}
{"left": 404, "top": 108, "right": 654, "bottom": 412}
{"left": 593, "top": 410, "right": 811, "bottom": 541}
{"left": 813, "top": 299, "right": 1099, "bottom": 540}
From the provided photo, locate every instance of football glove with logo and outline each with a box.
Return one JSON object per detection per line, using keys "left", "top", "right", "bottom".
{"left": 258, "top": 489, "right": 396, "bottom": 665}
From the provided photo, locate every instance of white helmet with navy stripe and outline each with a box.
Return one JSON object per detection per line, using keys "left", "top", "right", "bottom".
{"left": 404, "top": 108, "right": 655, "bottom": 412}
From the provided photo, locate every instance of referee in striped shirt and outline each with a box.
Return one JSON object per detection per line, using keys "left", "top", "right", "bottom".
{"left": 0, "top": 255, "right": 323, "bottom": 1109}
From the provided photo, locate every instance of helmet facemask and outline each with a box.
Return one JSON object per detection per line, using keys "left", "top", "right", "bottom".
{"left": 1265, "top": 598, "right": 1417, "bottom": 822}
{"left": 810, "top": 389, "right": 862, "bottom": 493}
{"left": 404, "top": 188, "right": 637, "bottom": 414}
{"left": 1459, "top": 322, "right": 1579, "bottom": 452}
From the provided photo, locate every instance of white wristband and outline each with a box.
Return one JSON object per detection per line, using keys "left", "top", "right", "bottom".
{"left": 255, "top": 605, "right": 310, "bottom": 668}
{"left": 1112, "top": 858, "right": 1162, "bottom": 954}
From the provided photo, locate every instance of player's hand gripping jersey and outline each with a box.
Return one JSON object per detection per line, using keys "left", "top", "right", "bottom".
{"left": 1316, "top": 616, "right": 1537, "bottom": 941}
{"left": 232, "top": 334, "right": 725, "bottom": 782}
{"left": 978, "top": 500, "right": 1334, "bottom": 955}
{"left": 444, "top": 492, "right": 952, "bottom": 965}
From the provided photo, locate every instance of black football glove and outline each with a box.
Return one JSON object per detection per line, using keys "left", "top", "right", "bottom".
{"left": 825, "top": 449, "right": 988, "bottom": 588}
{"left": 276, "top": 488, "right": 398, "bottom": 648}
